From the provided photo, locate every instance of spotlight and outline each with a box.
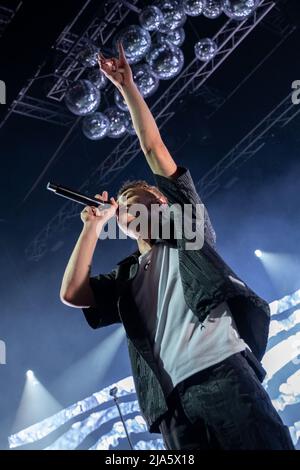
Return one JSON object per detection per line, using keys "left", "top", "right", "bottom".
{"left": 255, "top": 249, "right": 262, "bottom": 258}
{"left": 26, "top": 370, "right": 34, "bottom": 379}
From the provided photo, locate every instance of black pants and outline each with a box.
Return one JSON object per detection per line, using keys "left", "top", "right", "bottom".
{"left": 159, "top": 352, "right": 295, "bottom": 450}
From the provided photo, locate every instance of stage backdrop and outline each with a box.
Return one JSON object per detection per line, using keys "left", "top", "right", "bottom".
{"left": 8, "top": 289, "right": 300, "bottom": 450}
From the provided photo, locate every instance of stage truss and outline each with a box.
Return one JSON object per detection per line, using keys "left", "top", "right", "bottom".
{"left": 23, "top": 0, "right": 279, "bottom": 261}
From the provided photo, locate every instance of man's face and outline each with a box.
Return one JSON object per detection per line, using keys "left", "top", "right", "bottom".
{"left": 117, "top": 187, "right": 165, "bottom": 240}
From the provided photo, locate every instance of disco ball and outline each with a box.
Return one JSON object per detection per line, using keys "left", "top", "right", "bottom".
{"left": 203, "top": 0, "right": 223, "bottom": 18}
{"left": 183, "top": 0, "right": 206, "bottom": 16}
{"left": 65, "top": 80, "right": 101, "bottom": 116}
{"left": 126, "top": 115, "right": 136, "bottom": 136}
{"left": 115, "top": 25, "right": 151, "bottom": 64}
{"left": 132, "top": 63, "right": 159, "bottom": 97}
{"left": 139, "top": 5, "right": 164, "bottom": 31}
{"left": 114, "top": 89, "right": 128, "bottom": 111}
{"left": 77, "top": 44, "right": 99, "bottom": 68}
{"left": 82, "top": 112, "right": 110, "bottom": 140}
{"left": 194, "top": 38, "right": 218, "bottom": 61}
{"left": 87, "top": 68, "right": 108, "bottom": 90}
{"left": 147, "top": 42, "right": 184, "bottom": 80}
{"left": 157, "top": 27, "right": 186, "bottom": 47}
{"left": 222, "top": 0, "right": 260, "bottom": 21}
{"left": 105, "top": 107, "right": 129, "bottom": 139}
{"left": 156, "top": 0, "right": 186, "bottom": 32}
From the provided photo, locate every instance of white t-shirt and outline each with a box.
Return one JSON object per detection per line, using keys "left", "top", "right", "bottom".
{"left": 131, "top": 242, "right": 247, "bottom": 394}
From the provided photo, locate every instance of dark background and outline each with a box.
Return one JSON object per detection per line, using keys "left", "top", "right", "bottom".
{"left": 0, "top": 0, "right": 300, "bottom": 450}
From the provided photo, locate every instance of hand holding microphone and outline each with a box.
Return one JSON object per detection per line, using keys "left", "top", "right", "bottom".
{"left": 81, "top": 191, "right": 118, "bottom": 227}
{"left": 47, "top": 182, "right": 118, "bottom": 228}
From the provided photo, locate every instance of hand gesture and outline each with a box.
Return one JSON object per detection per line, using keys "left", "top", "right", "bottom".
{"left": 81, "top": 191, "right": 118, "bottom": 227}
{"left": 97, "top": 42, "right": 133, "bottom": 90}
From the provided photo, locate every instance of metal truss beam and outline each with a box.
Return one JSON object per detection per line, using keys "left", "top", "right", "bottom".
{"left": 69, "top": 0, "right": 276, "bottom": 187}
{"left": 261, "top": 3, "right": 294, "bottom": 36}
{"left": 193, "top": 84, "right": 226, "bottom": 112}
{"left": 47, "top": 0, "right": 139, "bottom": 102}
{"left": 6, "top": 95, "right": 76, "bottom": 126}
{"left": 0, "top": 2, "right": 22, "bottom": 37}
{"left": 25, "top": 0, "right": 276, "bottom": 261}
{"left": 0, "top": 0, "right": 137, "bottom": 128}
{"left": 207, "top": 31, "right": 295, "bottom": 119}
{"left": 195, "top": 92, "right": 300, "bottom": 200}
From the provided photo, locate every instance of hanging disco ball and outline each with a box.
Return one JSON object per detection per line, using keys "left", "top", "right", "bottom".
{"left": 115, "top": 25, "right": 151, "bottom": 64}
{"left": 82, "top": 112, "right": 110, "bottom": 140}
{"left": 157, "top": 27, "right": 186, "bottom": 47}
{"left": 114, "top": 89, "right": 128, "bottom": 112}
{"left": 194, "top": 38, "right": 218, "bottom": 61}
{"left": 147, "top": 42, "right": 184, "bottom": 80}
{"left": 183, "top": 0, "right": 206, "bottom": 16}
{"left": 222, "top": 0, "right": 260, "bottom": 21}
{"left": 105, "top": 107, "right": 129, "bottom": 139}
{"left": 87, "top": 68, "right": 108, "bottom": 90}
{"left": 139, "top": 5, "right": 164, "bottom": 31}
{"left": 132, "top": 63, "right": 159, "bottom": 98}
{"left": 65, "top": 80, "right": 101, "bottom": 116}
{"left": 77, "top": 44, "right": 99, "bottom": 68}
{"left": 155, "top": 0, "right": 186, "bottom": 32}
{"left": 203, "top": 0, "right": 223, "bottom": 19}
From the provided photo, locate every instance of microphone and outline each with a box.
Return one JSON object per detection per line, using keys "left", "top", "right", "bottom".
{"left": 109, "top": 386, "right": 118, "bottom": 398}
{"left": 47, "top": 182, "right": 112, "bottom": 209}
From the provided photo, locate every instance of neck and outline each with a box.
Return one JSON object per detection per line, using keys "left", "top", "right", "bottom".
{"left": 137, "top": 238, "right": 153, "bottom": 255}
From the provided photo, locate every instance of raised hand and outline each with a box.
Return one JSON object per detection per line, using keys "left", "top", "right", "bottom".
{"left": 97, "top": 42, "right": 133, "bottom": 90}
{"left": 81, "top": 191, "right": 118, "bottom": 227}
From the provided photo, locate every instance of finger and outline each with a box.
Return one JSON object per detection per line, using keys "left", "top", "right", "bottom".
{"left": 102, "top": 191, "right": 108, "bottom": 201}
{"left": 97, "top": 56, "right": 111, "bottom": 68}
{"left": 81, "top": 206, "right": 92, "bottom": 215}
{"left": 94, "top": 194, "right": 104, "bottom": 201}
{"left": 98, "top": 59, "right": 109, "bottom": 69}
{"left": 112, "top": 57, "right": 120, "bottom": 70}
{"left": 99, "top": 63, "right": 111, "bottom": 75}
{"left": 118, "top": 41, "right": 126, "bottom": 62}
{"left": 110, "top": 197, "right": 118, "bottom": 207}
{"left": 102, "top": 61, "right": 116, "bottom": 74}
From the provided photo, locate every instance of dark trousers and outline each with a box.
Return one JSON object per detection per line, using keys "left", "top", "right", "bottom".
{"left": 159, "top": 352, "right": 295, "bottom": 450}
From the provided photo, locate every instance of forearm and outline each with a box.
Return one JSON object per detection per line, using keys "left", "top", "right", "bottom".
{"left": 60, "top": 225, "right": 100, "bottom": 303}
{"left": 99, "top": 44, "right": 177, "bottom": 176}
{"left": 120, "top": 82, "right": 162, "bottom": 153}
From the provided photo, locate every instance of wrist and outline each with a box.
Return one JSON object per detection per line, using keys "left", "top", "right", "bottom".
{"left": 81, "top": 223, "right": 102, "bottom": 240}
{"left": 119, "top": 80, "right": 138, "bottom": 95}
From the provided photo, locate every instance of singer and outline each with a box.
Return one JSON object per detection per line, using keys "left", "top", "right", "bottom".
{"left": 60, "top": 43, "right": 294, "bottom": 450}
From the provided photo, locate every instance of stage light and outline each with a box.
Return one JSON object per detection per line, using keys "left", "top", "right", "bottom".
{"left": 256, "top": 251, "right": 300, "bottom": 297}
{"left": 255, "top": 249, "right": 262, "bottom": 258}
{"left": 26, "top": 370, "right": 34, "bottom": 379}
{"left": 12, "top": 371, "right": 62, "bottom": 437}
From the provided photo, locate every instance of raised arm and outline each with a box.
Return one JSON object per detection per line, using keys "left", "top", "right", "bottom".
{"left": 98, "top": 43, "right": 177, "bottom": 178}
{"left": 60, "top": 192, "right": 118, "bottom": 308}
